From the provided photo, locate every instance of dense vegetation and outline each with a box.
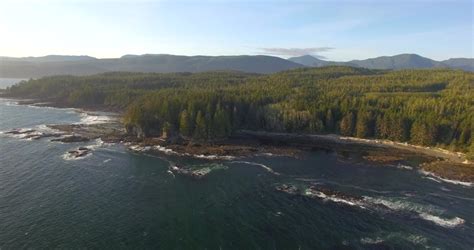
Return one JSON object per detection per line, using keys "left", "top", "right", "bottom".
{"left": 4, "top": 66, "right": 474, "bottom": 158}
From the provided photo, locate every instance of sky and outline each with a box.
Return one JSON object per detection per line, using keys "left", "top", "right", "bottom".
{"left": 0, "top": 0, "right": 472, "bottom": 61}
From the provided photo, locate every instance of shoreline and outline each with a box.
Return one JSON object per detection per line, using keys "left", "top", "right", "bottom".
{"left": 2, "top": 97, "right": 473, "bottom": 183}
{"left": 235, "top": 130, "right": 471, "bottom": 164}
{"left": 1, "top": 96, "right": 470, "bottom": 162}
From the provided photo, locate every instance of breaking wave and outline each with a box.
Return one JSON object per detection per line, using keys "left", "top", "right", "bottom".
{"left": 128, "top": 144, "right": 236, "bottom": 160}
{"left": 418, "top": 213, "right": 465, "bottom": 228}
{"left": 396, "top": 164, "right": 413, "bottom": 170}
{"left": 305, "top": 188, "right": 365, "bottom": 208}
{"left": 230, "top": 161, "right": 280, "bottom": 175}
{"left": 363, "top": 196, "right": 465, "bottom": 228}
{"left": 77, "top": 112, "right": 113, "bottom": 125}
{"left": 360, "top": 232, "right": 429, "bottom": 247}
{"left": 419, "top": 170, "right": 473, "bottom": 187}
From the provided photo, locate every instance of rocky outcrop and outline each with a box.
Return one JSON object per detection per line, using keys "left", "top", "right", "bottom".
{"left": 125, "top": 124, "right": 147, "bottom": 139}
{"left": 65, "top": 147, "right": 91, "bottom": 159}
{"left": 52, "top": 135, "right": 90, "bottom": 143}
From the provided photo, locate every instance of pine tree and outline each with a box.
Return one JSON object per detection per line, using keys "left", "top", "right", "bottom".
{"left": 309, "top": 117, "right": 324, "bottom": 133}
{"left": 468, "top": 141, "right": 474, "bottom": 161}
{"left": 325, "top": 109, "right": 335, "bottom": 132}
{"left": 205, "top": 103, "right": 213, "bottom": 138}
{"left": 340, "top": 112, "right": 355, "bottom": 136}
{"left": 162, "top": 122, "right": 172, "bottom": 138}
{"left": 179, "top": 109, "right": 192, "bottom": 137}
{"left": 212, "top": 105, "right": 232, "bottom": 139}
{"left": 410, "top": 121, "right": 437, "bottom": 146}
{"left": 194, "top": 111, "right": 207, "bottom": 140}
{"left": 388, "top": 115, "right": 408, "bottom": 142}
{"left": 356, "top": 111, "right": 373, "bottom": 138}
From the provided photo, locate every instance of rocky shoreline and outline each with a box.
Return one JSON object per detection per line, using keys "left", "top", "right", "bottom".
{"left": 37, "top": 121, "right": 473, "bottom": 184}
{"left": 2, "top": 98, "right": 473, "bottom": 184}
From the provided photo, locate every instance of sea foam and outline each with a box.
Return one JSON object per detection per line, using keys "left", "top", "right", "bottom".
{"left": 230, "top": 161, "right": 280, "bottom": 175}
{"left": 419, "top": 170, "right": 473, "bottom": 187}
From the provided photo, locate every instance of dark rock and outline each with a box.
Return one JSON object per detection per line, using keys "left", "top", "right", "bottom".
{"left": 52, "top": 135, "right": 90, "bottom": 143}
{"left": 24, "top": 133, "right": 63, "bottom": 140}
{"left": 125, "top": 124, "right": 147, "bottom": 139}
{"left": 275, "top": 184, "right": 299, "bottom": 195}
{"left": 5, "top": 129, "right": 36, "bottom": 135}
{"left": 66, "top": 147, "right": 91, "bottom": 158}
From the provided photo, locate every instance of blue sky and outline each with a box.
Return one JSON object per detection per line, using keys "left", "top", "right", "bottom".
{"left": 0, "top": 0, "right": 472, "bottom": 61}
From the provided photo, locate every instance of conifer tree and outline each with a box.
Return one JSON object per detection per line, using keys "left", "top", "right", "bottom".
{"left": 179, "top": 109, "right": 192, "bottom": 137}
{"left": 340, "top": 112, "right": 355, "bottom": 136}
{"left": 194, "top": 111, "right": 207, "bottom": 140}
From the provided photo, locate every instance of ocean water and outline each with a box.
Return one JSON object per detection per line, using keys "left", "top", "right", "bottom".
{"left": 0, "top": 98, "right": 473, "bottom": 249}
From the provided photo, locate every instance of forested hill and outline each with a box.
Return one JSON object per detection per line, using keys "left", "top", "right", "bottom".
{"left": 4, "top": 66, "right": 474, "bottom": 158}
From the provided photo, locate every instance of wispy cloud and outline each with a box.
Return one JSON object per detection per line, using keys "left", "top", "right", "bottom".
{"left": 258, "top": 47, "right": 334, "bottom": 57}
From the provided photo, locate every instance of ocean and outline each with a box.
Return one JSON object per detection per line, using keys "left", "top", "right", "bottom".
{"left": 0, "top": 79, "right": 473, "bottom": 249}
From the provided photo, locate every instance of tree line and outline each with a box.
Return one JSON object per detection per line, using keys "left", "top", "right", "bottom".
{"left": 4, "top": 66, "right": 474, "bottom": 158}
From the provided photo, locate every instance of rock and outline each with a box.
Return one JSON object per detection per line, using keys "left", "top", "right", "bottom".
{"left": 275, "top": 184, "right": 299, "bottom": 195}
{"left": 306, "top": 185, "right": 363, "bottom": 202}
{"left": 169, "top": 164, "right": 223, "bottom": 179}
{"left": 66, "top": 147, "right": 91, "bottom": 159}
{"left": 125, "top": 124, "right": 147, "bottom": 139}
{"left": 52, "top": 135, "right": 90, "bottom": 143}
{"left": 5, "top": 129, "right": 36, "bottom": 135}
{"left": 24, "top": 133, "right": 63, "bottom": 140}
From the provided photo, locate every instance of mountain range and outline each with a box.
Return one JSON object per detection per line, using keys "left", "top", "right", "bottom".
{"left": 0, "top": 53, "right": 472, "bottom": 78}
{"left": 288, "top": 54, "right": 473, "bottom": 72}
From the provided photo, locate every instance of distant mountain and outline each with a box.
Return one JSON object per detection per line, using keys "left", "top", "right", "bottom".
{"left": 441, "top": 58, "right": 474, "bottom": 72}
{"left": 288, "top": 55, "right": 333, "bottom": 67}
{"left": 1, "top": 53, "right": 472, "bottom": 78}
{"left": 0, "top": 54, "right": 302, "bottom": 78}
{"left": 348, "top": 54, "right": 439, "bottom": 69}
{"left": 289, "top": 54, "right": 473, "bottom": 71}
{"left": 0, "top": 55, "right": 97, "bottom": 63}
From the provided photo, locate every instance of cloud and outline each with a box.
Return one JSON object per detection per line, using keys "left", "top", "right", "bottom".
{"left": 258, "top": 47, "right": 334, "bottom": 57}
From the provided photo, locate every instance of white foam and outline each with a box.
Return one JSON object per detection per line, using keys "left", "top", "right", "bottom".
{"left": 62, "top": 150, "right": 92, "bottom": 161}
{"left": 419, "top": 170, "right": 473, "bottom": 187}
{"left": 167, "top": 170, "right": 175, "bottom": 178}
{"left": 129, "top": 145, "right": 153, "bottom": 152}
{"left": 362, "top": 233, "right": 428, "bottom": 246}
{"left": 4, "top": 100, "right": 19, "bottom": 106}
{"left": 62, "top": 139, "right": 109, "bottom": 161}
{"left": 257, "top": 152, "right": 277, "bottom": 157}
{"left": 305, "top": 189, "right": 367, "bottom": 208}
{"left": 89, "top": 138, "right": 112, "bottom": 149}
{"left": 230, "top": 161, "right": 280, "bottom": 175}
{"left": 364, "top": 196, "right": 465, "bottom": 229}
{"left": 154, "top": 145, "right": 176, "bottom": 154}
{"left": 191, "top": 154, "right": 235, "bottom": 160}
{"left": 423, "top": 176, "right": 442, "bottom": 183}
{"left": 396, "top": 164, "right": 413, "bottom": 170}
{"left": 360, "top": 237, "right": 384, "bottom": 245}
{"left": 405, "top": 234, "right": 428, "bottom": 245}
{"left": 77, "top": 112, "right": 112, "bottom": 125}
{"left": 363, "top": 197, "right": 442, "bottom": 214}
{"left": 418, "top": 213, "right": 465, "bottom": 228}
{"left": 306, "top": 189, "right": 361, "bottom": 207}
{"left": 128, "top": 144, "right": 236, "bottom": 160}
